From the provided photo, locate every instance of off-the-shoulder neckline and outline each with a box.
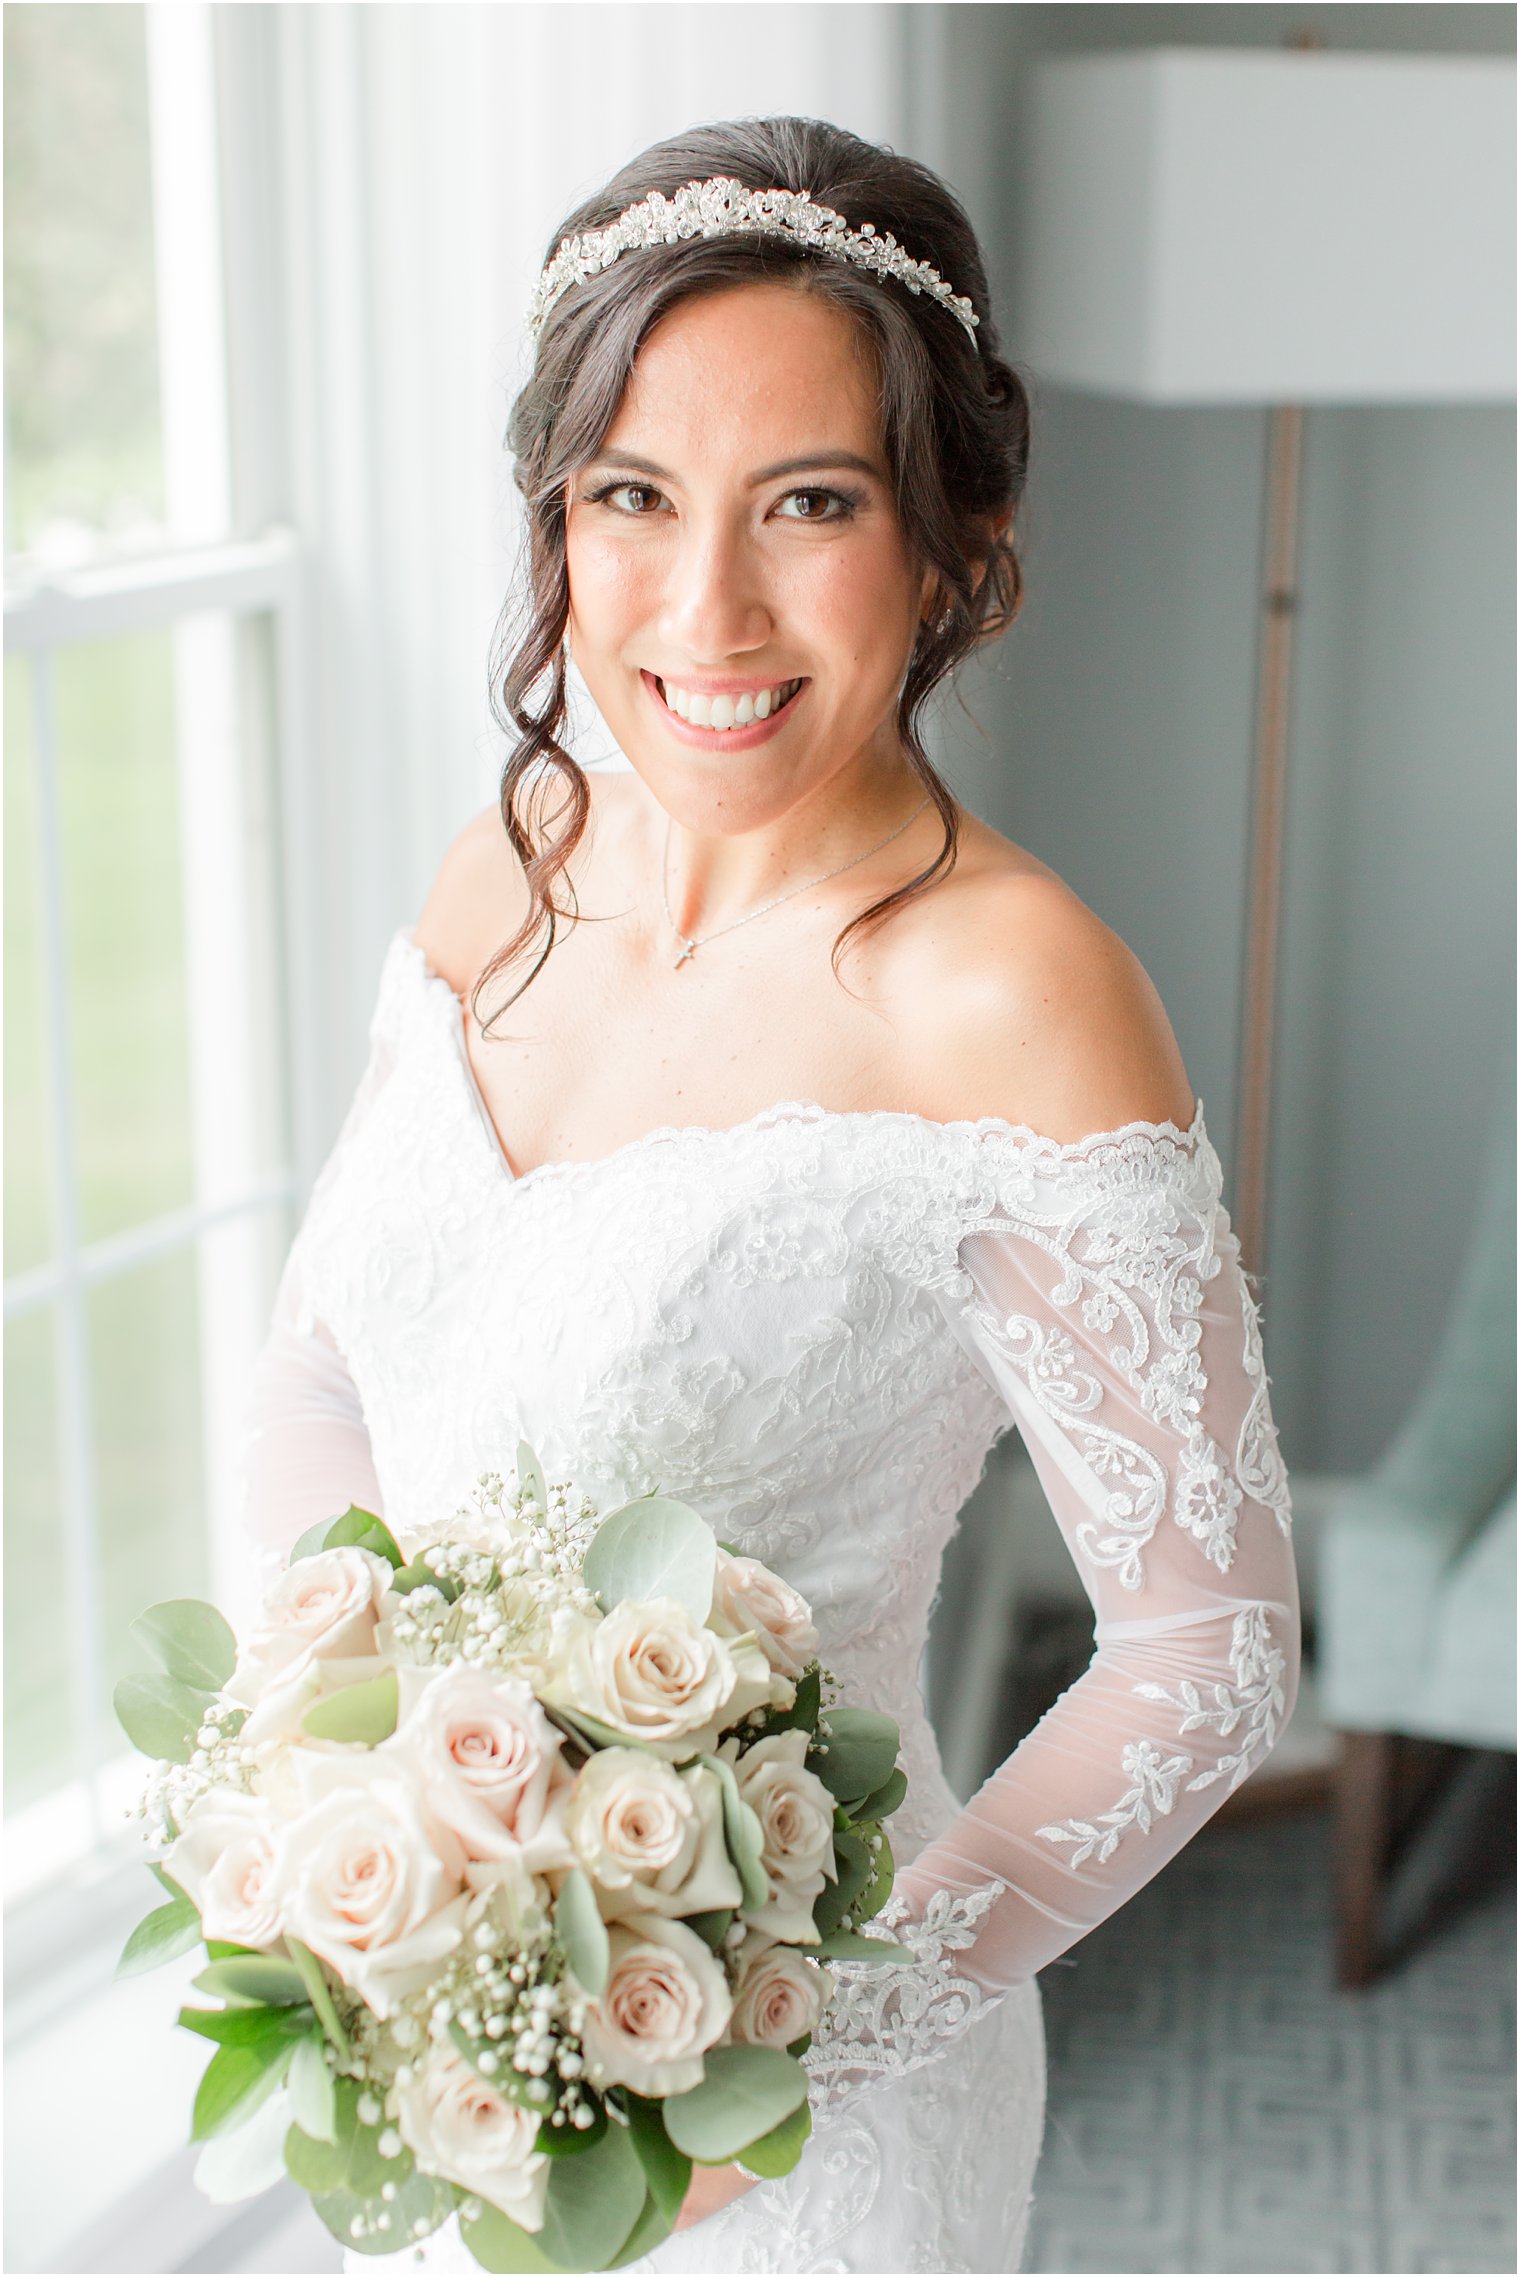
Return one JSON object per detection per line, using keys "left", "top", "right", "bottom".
{"left": 390, "top": 926, "right": 1209, "bottom": 1194}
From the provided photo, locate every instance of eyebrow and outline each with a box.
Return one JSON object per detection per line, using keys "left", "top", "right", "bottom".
{"left": 583, "top": 449, "right": 886, "bottom": 486}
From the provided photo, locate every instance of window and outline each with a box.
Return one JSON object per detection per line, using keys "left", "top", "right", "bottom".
{"left": 4, "top": 3, "right": 299, "bottom": 1894}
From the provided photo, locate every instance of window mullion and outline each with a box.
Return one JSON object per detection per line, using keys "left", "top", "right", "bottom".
{"left": 28, "top": 649, "right": 108, "bottom": 1838}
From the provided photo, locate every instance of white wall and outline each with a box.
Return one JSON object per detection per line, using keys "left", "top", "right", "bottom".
{"left": 921, "top": 2, "right": 1515, "bottom": 1476}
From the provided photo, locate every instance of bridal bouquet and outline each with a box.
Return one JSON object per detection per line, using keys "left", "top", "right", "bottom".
{"left": 113, "top": 1454, "right": 911, "bottom": 2269}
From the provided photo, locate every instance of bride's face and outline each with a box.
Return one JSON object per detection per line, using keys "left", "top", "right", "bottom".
{"left": 563, "top": 281, "right": 933, "bottom": 835}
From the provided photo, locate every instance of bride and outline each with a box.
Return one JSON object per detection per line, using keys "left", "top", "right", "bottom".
{"left": 245, "top": 116, "right": 1300, "bottom": 2275}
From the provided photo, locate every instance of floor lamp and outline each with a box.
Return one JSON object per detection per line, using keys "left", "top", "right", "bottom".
{"left": 1018, "top": 46, "right": 1514, "bottom": 1275}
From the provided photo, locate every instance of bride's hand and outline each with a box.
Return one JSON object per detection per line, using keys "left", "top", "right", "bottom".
{"left": 674, "top": 2162, "right": 759, "bottom": 2230}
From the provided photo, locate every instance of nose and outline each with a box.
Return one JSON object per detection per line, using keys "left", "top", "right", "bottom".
{"left": 657, "top": 511, "right": 773, "bottom": 663}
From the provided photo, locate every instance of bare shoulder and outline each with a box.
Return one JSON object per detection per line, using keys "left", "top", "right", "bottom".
{"left": 885, "top": 819, "right": 1195, "bottom": 1144}
{"left": 412, "top": 772, "right": 642, "bottom": 993}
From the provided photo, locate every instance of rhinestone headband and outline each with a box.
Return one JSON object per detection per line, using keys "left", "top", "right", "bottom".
{"left": 527, "top": 175, "right": 980, "bottom": 345}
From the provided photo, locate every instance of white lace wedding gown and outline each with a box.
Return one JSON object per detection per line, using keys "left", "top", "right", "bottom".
{"left": 243, "top": 930, "right": 1300, "bottom": 2276}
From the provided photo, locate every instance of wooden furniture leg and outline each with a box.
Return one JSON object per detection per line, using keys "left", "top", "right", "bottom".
{"left": 1335, "top": 1728, "right": 1395, "bottom": 1988}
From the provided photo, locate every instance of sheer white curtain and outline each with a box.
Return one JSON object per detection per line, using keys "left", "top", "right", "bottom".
{"left": 227, "top": 0, "right": 930, "bottom": 1181}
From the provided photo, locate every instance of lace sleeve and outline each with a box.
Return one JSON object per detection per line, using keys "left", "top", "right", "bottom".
{"left": 238, "top": 954, "right": 403, "bottom": 1580}
{"left": 807, "top": 1114, "right": 1300, "bottom": 2105}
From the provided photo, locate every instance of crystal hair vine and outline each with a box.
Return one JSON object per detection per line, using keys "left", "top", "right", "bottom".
{"left": 527, "top": 175, "right": 981, "bottom": 345}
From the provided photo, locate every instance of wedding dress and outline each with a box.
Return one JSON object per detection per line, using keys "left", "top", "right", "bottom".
{"left": 243, "top": 929, "right": 1300, "bottom": 2276}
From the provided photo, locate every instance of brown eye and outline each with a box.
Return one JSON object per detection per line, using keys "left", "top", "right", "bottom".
{"left": 774, "top": 488, "right": 854, "bottom": 524}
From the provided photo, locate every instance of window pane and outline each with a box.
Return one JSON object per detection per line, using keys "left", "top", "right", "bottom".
{"left": 92, "top": 1249, "right": 207, "bottom": 1767}
{"left": 3, "top": 4, "right": 165, "bottom": 562}
{"left": 54, "top": 630, "right": 194, "bottom": 1244}
{"left": 3, "top": 1308, "right": 71, "bottom": 1815}
{"left": 4, "top": 656, "right": 54, "bottom": 1276}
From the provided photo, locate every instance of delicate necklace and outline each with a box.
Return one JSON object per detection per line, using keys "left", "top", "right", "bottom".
{"left": 660, "top": 799, "right": 931, "bottom": 969}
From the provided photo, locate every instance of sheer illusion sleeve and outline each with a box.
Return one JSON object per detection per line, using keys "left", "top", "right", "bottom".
{"left": 807, "top": 1115, "right": 1300, "bottom": 2104}
{"left": 238, "top": 991, "right": 397, "bottom": 1579}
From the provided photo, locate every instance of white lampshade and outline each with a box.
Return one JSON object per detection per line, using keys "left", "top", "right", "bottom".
{"left": 1017, "top": 49, "right": 1516, "bottom": 404}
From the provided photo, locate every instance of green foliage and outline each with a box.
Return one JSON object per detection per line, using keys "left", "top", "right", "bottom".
{"left": 194, "top": 1954, "right": 310, "bottom": 2006}
{"left": 812, "top": 1830, "right": 871, "bottom": 1941}
{"left": 536, "top": 2098, "right": 607, "bottom": 2159}
{"left": 766, "top": 1664, "right": 822, "bottom": 1735}
{"left": 290, "top": 1506, "right": 403, "bottom": 1568}
{"left": 284, "top": 2077, "right": 406, "bottom": 2198}
{"left": 391, "top": 1552, "right": 459, "bottom": 1602}
{"left": 812, "top": 1927, "right": 915, "bottom": 1964}
{"left": 546, "top": 1704, "right": 655, "bottom": 1757}
{"left": 849, "top": 1765, "right": 908, "bottom": 1825}
{"left": 738, "top": 2096, "right": 812, "bottom": 2179}
{"left": 301, "top": 1668, "right": 399, "bottom": 1746}
{"left": 857, "top": 1824, "right": 895, "bottom": 1923}
{"left": 683, "top": 1907, "right": 734, "bottom": 1951}
{"left": 702, "top": 1753, "right": 769, "bottom": 1912}
{"left": 314, "top": 2169, "right": 456, "bottom": 2256}
{"left": 288, "top": 1938, "right": 352, "bottom": 2063}
{"left": 601, "top": 2190, "right": 672, "bottom": 2267}
{"left": 113, "top": 1671, "right": 214, "bottom": 1763}
{"left": 583, "top": 1498, "right": 716, "bottom": 1624}
{"left": 809, "top": 1709, "right": 900, "bottom": 1807}
{"left": 516, "top": 1442, "right": 548, "bottom": 1513}
{"left": 462, "top": 2115, "right": 646, "bottom": 2272}
{"left": 131, "top": 1597, "right": 236, "bottom": 1690}
{"left": 553, "top": 1866, "right": 610, "bottom": 1997}
{"left": 116, "top": 1891, "right": 201, "bottom": 1977}
{"left": 179, "top": 2003, "right": 313, "bottom": 2048}
{"left": 450, "top": 2023, "right": 555, "bottom": 2113}
{"left": 286, "top": 2033, "right": 337, "bottom": 2143}
{"left": 620, "top": 2095, "right": 691, "bottom": 2226}
{"left": 191, "top": 2025, "right": 299, "bottom": 2141}
{"left": 662, "top": 2046, "right": 809, "bottom": 2165}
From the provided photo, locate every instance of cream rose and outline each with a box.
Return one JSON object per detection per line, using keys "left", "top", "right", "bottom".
{"left": 165, "top": 1791, "right": 281, "bottom": 1948}
{"left": 266, "top": 1753, "right": 467, "bottom": 2017}
{"left": 227, "top": 1547, "right": 394, "bottom": 1739}
{"left": 730, "top": 1935, "right": 833, "bottom": 2050}
{"left": 562, "top": 1599, "right": 770, "bottom": 1756}
{"left": 710, "top": 1550, "right": 819, "bottom": 1681}
{"left": 731, "top": 1731, "right": 836, "bottom": 1944}
{"left": 579, "top": 1913, "right": 732, "bottom": 2096}
{"left": 381, "top": 1666, "right": 573, "bottom": 1870}
{"left": 565, "top": 1752, "right": 741, "bottom": 1921}
{"left": 394, "top": 2043, "right": 548, "bottom": 2230}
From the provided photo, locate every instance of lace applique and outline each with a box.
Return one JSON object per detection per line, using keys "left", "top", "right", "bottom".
{"left": 1038, "top": 1602, "right": 1288, "bottom": 1867}
{"left": 1236, "top": 1273, "right": 1294, "bottom": 1536}
{"left": 1035, "top": 1738, "right": 1196, "bottom": 1867}
{"left": 804, "top": 1884, "right": 1002, "bottom": 2104}
{"left": 1136, "top": 1603, "right": 1288, "bottom": 1794}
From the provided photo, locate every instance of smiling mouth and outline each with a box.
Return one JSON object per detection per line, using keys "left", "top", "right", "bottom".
{"left": 654, "top": 676, "right": 805, "bottom": 731}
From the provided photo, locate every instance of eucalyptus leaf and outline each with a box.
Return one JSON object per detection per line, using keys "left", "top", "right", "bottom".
{"left": 288, "top": 1938, "right": 352, "bottom": 2063}
{"left": 117, "top": 1893, "right": 201, "bottom": 1978}
{"left": 602, "top": 2190, "right": 673, "bottom": 2268}
{"left": 554, "top": 1866, "right": 610, "bottom": 1997}
{"left": 195, "top": 1955, "right": 311, "bottom": 2006}
{"left": 683, "top": 1907, "right": 734, "bottom": 1952}
{"left": 812, "top": 1927, "right": 916, "bottom": 1964}
{"left": 535, "top": 2097, "right": 607, "bottom": 2158}
{"left": 132, "top": 1598, "right": 237, "bottom": 1691}
{"left": 583, "top": 1498, "right": 716, "bottom": 1623}
{"left": 738, "top": 2096, "right": 812, "bottom": 2180}
{"left": 194, "top": 2086, "right": 294, "bottom": 2202}
{"left": 702, "top": 1753, "right": 769, "bottom": 1913}
{"left": 284, "top": 2077, "right": 407, "bottom": 2197}
{"left": 286, "top": 2032, "right": 338, "bottom": 2142}
{"left": 291, "top": 1506, "right": 403, "bottom": 1568}
{"left": 662, "top": 2046, "right": 809, "bottom": 2165}
{"left": 301, "top": 1668, "right": 399, "bottom": 1746}
{"left": 192, "top": 2030, "right": 299, "bottom": 2141}
{"left": 621, "top": 2095, "right": 691, "bottom": 2227}
{"left": 810, "top": 1709, "right": 901, "bottom": 1805}
{"left": 767, "top": 1665, "right": 822, "bottom": 1735}
{"left": 312, "top": 2169, "right": 456, "bottom": 2257}
{"left": 811, "top": 1831, "right": 870, "bottom": 1941}
{"left": 464, "top": 2114, "right": 646, "bottom": 2273}
{"left": 516, "top": 1442, "right": 549, "bottom": 1513}
{"left": 849, "top": 1765, "right": 908, "bottom": 1825}
{"left": 114, "top": 1673, "right": 215, "bottom": 1764}
{"left": 857, "top": 1824, "right": 895, "bottom": 1924}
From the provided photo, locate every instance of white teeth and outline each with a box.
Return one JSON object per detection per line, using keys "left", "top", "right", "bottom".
{"left": 658, "top": 677, "right": 797, "bottom": 730}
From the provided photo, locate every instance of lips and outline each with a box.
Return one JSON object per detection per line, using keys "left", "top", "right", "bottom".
{"left": 654, "top": 677, "right": 805, "bottom": 731}
{"left": 640, "top": 669, "right": 808, "bottom": 750}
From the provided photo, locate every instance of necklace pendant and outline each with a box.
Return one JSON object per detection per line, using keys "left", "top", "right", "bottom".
{"left": 673, "top": 938, "right": 697, "bottom": 969}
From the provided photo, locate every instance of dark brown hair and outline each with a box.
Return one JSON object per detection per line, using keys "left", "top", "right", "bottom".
{"left": 478, "top": 114, "right": 1032, "bottom": 1023}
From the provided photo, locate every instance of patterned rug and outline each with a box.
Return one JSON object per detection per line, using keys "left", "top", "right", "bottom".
{"left": 1025, "top": 1807, "right": 1516, "bottom": 2276}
